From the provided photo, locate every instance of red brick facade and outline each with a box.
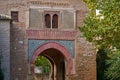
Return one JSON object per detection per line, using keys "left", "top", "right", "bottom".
{"left": 0, "top": 0, "right": 97, "bottom": 80}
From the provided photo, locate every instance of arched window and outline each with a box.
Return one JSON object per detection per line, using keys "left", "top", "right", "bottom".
{"left": 52, "top": 14, "right": 58, "bottom": 28}
{"left": 44, "top": 11, "right": 59, "bottom": 29}
{"left": 45, "top": 14, "right": 51, "bottom": 28}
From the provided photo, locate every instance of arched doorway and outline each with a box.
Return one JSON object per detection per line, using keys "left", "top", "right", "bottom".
{"left": 30, "top": 42, "right": 73, "bottom": 80}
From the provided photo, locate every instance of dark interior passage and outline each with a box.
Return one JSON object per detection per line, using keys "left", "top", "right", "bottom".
{"left": 40, "top": 48, "right": 65, "bottom": 80}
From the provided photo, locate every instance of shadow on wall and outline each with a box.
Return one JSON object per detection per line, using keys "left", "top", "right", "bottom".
{"left": 0, "top": 53, "right": 4, "bottom": 80}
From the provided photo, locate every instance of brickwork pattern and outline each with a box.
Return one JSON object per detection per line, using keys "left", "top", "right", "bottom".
{"left": 10, "top": 23, "right": 28, "bottom": 80}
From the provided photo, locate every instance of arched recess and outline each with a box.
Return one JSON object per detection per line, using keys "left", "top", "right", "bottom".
{"left": 45, "top": 14, "right": 51, "bottom": 28}
{"left": 52, "top": 14, "right": 58, "bottom": 28}
{"left": 30, "top": 42, "right": 73, "bottom": 75}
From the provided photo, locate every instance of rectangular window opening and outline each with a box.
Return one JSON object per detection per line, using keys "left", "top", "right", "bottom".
{"left": 11, "top": 11, "right": 19, "bottom": 22}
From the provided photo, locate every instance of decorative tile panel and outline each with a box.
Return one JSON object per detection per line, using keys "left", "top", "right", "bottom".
{"left": 28, "top": 40, "right": 74, "bottom": 61}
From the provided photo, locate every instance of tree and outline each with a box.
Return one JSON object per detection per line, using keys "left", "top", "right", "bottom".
{"left": 35, "top": 56, "right": 51, "bottom": 74}
{"left": 80, "top": 0, "right": 120, "bottom": 80}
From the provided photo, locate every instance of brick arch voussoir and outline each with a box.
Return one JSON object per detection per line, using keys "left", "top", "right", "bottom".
{"left": 30, "top": 42, "right": 73, "bottom": 75}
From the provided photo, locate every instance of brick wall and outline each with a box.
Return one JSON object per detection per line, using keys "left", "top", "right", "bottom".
{"left": 75, "top": 33, "right": 96, "bottom": 80}
{"left": 10, "top": 23, "right": 28, "bottom": 80}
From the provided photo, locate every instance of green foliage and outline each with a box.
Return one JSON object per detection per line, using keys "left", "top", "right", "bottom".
{"left": 83, "top": 0, "right": 97, "bottom": 11}
{"left": 35, "top": 56, "right": 51, "bottom": 74}
{"left": 80, "top": 0, "right": 120, "bottom": 80}
{"left": 81, "top": 0, "right": 120, "bottom": 49}
{"left": 105, "top": 50, "right": 120, "bottom": 80}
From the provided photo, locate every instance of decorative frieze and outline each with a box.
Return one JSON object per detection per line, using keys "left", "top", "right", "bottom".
{"left": 7, "top": 3, "right": 26, "bottom": 8}
{"left": 29, "top": 1, "right": 70, "bottom": 7}
{"left": 26, "top": 30, "right": 77, "bottom": 40}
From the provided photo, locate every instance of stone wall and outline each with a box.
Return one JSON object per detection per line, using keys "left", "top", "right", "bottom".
{"left": 29, "top": 9, "right": 43, "bottom": 29}
{"left": 0, "top": 19, "right": 11, "bottom": 80}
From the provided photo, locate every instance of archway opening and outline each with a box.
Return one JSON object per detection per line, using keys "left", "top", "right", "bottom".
{"left": 33, "top": 48, "right": 66, "bottom": 80}
{"left": 30, "top": 42, "right": 73, "bottom": 80}
{"left": 42, "top": 48, "right": 65, "bottom": 80}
